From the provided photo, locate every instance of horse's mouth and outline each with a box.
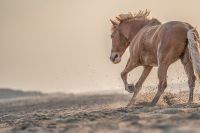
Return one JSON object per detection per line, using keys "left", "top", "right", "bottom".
{"left": 112, "top": 58, "right": 121, "bottom": 64}
{"left": 110, "top": 53, "right": 121, "bottom": 64}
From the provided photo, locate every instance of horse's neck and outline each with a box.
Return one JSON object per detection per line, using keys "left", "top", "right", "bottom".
{"left": 129, "top": 19, "right": 161, "bottom": 40}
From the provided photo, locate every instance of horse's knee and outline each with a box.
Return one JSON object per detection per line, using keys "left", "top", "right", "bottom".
{"left": 121, "top": 72, "right": 126, "bottom": 80}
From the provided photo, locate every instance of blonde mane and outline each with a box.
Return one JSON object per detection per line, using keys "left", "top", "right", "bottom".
{"left": 111, "top": 10, "right": 151, "bottom": 33}
{"left": 117, "top": 10, "right": 151, "bottom": 22}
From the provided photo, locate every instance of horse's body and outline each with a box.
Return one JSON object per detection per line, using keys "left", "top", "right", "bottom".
{"left": 110, "top": 11, "right": 200, "bottom": 107}
{"left": 131, "top": 21, "right": 190, "bottom": 67}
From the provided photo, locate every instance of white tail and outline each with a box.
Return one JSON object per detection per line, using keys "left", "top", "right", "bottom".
{"left": 187, "top": 28, "right": 200, "bottom": 81}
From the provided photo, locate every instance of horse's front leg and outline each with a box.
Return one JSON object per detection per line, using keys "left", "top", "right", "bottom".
{"left": 127, "top": 66, "right": 153, "bottom": 107}
{"left": 121, "top": 58, "right": 138, "bottom": 93}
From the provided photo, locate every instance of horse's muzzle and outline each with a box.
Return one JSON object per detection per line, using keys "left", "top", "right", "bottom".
{"left": 110, "top": 52, "right": 121, "bottom": 64}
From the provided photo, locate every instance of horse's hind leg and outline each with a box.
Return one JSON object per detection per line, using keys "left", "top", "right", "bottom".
{"left": 181, "top": 50, "right": 196, "bottom": 103}
{"left": 121, "top": 58, "right": 138, "bottom": 93}
{"left": 127, "top": 66, "right": 152, "bottom": 107}
{"left": 151, "top": 63, "right": 169, "bottom": 106}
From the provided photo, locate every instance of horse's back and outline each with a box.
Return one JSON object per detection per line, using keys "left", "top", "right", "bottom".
{"left": 159, "top": 21, "right": 189, "bottom": 42}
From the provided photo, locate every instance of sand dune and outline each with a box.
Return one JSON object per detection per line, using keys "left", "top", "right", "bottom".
{"left": 1, "top": 91, "right": 200, "bottom": 133}
{"left": 0, "top": 88, "right": 43, "bottom": 100}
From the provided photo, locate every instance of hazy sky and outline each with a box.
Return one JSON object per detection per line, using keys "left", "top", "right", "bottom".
{"left": 0, "top": 0, "right": 200, "bottom": 93}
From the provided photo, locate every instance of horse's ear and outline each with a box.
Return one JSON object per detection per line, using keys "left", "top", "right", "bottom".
{"left": 110, "top": 19, "right": 118, "bottom": 26}
{"left": 115, "top": 16, "right": 121, "bottom": 22}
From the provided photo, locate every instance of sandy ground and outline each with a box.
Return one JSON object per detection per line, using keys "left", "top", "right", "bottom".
{"left": 1, "top": 91, "right": 200, "bottom": 133}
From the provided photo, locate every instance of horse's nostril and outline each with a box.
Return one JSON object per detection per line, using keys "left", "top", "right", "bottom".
{"left": 114, "top": 54, "right": 118, "bottom": 59}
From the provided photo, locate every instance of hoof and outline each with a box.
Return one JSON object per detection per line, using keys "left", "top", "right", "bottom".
{"left": 126, "top": 103, "right": 143, "bottom": 110}
{"left": 126, "top": 84, "right": 135, "bottom": 93}
{"left": 150, "top": 102, "right": 156, "bottom": 107}
{"left": 125, "top": 103, "right": 135, "bottom": 111}
{"left": 188, "top": 101, "right": 192, "bottom": 104}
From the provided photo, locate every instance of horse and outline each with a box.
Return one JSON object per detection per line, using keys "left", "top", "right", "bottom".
{"left": 109, "top": 10, "right": 200, "bottom": 107}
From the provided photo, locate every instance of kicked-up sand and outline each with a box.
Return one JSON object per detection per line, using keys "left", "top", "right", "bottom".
{"left": 1, "top": 91, "right": 200, "bottom": 133}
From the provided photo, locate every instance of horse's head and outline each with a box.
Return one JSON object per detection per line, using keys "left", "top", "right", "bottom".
{"left": 109, "top": 10, "right": 152, "bottom": 64}
{"left": 110, "top": 19, "right": 130, "bottom": 64}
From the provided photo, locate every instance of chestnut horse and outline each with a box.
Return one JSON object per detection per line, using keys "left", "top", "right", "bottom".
{"left": 110, "top": 10, "right": 200, "bottom": 107}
